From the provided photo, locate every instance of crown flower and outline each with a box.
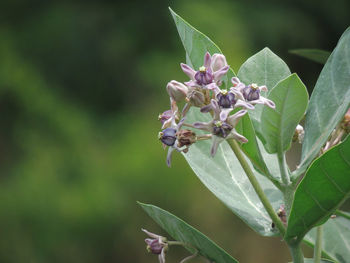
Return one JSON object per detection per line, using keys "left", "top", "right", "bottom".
{"left": 181, "top": 52, "right": 230, "bottom": 88}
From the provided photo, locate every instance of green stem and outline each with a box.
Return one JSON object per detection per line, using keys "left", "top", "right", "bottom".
{"left": 277, "top": 151, "right": 290, "bottom": 186}
{"left": 228, "top": 139, "right": 286, "bottom": 236}
{"left": 336, "top": 210, "right": 350, "bottom": 220}
{"left": 289, "top": 243, "right": 305, "bottom": 263}
{"left": 314, "top": 225, "right": 323, "bottom": 263}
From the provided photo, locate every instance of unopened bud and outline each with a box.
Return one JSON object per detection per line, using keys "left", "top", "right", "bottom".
{"left": 341, "top": 108, "right": 350, "bottom": 133}
{"left": 211, "top": 53, "right": 228, "bottom": 72}
{"left": 293, "top": 124, "right": 304, "bottom": 143}
{"left": 188, "top": 89, "right": 205, "bottom": 107}
{"left": 176, "top": 129, "right": 196, "bottom": 147}
{"left": 166, "top": 80, "right": 188, "bottom": 102}
{"left": 159, "top": 128, "right": 177, "bottom": 146}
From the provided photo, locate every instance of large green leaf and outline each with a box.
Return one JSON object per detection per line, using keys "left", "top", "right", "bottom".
{"left": 290, "top": 259, "right": 335, "bottom": 263}
{"left": 289, "top": 49, "right": 331, "bottom": 64}
{"left": 296, "top": 27, "right": 350, "bottom": 178}
{"left": 170, "top": 8, "right": 278, "bottom": 185}
{"left": 286, "top": 137, "right": 350, "bottom": 241}
{"left": 261, "top": 73, "right": 309, "bottom": 154}
{"left": 183, "top": 108, "right": 283, "bottom": 236}
{"left": 139, "top": 202, "right": 238, "bottom": 263}
{"left": 237, "top": 47, "right": 291, "bottom": 139}
{"left": 169, "top": 7, "right": 234, "bottom": 87}
{"left": 304, "top": 212, "right": 350, "bottom": 263}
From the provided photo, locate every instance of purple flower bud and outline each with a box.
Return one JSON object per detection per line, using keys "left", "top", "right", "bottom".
{"left": 166, "top": 80, "right": 188, "bottom": 102}
{"left": 211, "top": 53, "right": 227, "bottom": 72}
{"left": 188, "top": 89, "right": 205, "bottom": 107}
{"left": 194, "top": 66, "right": 213, "bottom": 85}
{"left": 242, "top": 84, "right": 260, "bottom": 101}
{"left": 159, "top": 128, "right": 176, "bottom": 146}
{"left": 145, "top": 238, "right": 164, "bottom": 254}
{"left": 158, "top": 110, "right": 173, "bottom": 125}
{"left": 212, "top": 121, "right": 233, "bottom": 138}
{"left": 216, "top": 90, "right": 236, "bottom": 108}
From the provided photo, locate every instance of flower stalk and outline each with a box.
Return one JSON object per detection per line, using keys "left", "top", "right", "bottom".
{"left": 227, "top": 139, "right": 286, "bottom": 236}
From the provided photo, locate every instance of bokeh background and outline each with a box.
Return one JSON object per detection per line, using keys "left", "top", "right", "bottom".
{"left": 0, "top": 0, "right": 349, "bottom": 262}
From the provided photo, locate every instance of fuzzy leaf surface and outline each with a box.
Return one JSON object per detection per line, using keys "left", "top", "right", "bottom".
{"left": 296, "top": 27, "right": 350, "bottom": 178}
{"left": 139, "top": 202, "right": 238, "bottom": 263}
{"left": 182, "top": 108, "right": 283, "bottom": 236}
{"left": 286, "top": 137, "right": 350, "bottom": 241}
{"left": 261, "top": 73, "right": 308, "bottom": 154}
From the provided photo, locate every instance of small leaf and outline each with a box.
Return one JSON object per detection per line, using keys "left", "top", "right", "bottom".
{"left": 139, "top": 202, "right": 238, "bottom": 263}
{"left": 183, "top": 108, "right": 283, "bottom": 236}
{"left": 261, "top": 73, "right": 309, "bottom": 154}
{"left": 169, "top": 7, "right": 235, "bottom": 87}
{"left": 304, "top": 212, "right": 350, "bottom": 263}
{"left": 237, "top": 48, "right": 291, "bottom": 138}
{"left": 296, "top": 27, "right": 350, "bottom": 178}
{"left": 289, "top": 259, "right": 335, "bottom": 263}
{"left": 286, "top": 137, "right": 350, "bottom": 241}
{"left": 289, "top": 49, "right": 331, "bottom": 64}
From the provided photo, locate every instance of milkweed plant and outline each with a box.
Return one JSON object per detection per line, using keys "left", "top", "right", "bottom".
{"left": 139, "top": 8, "right": 350, "bottom": 263}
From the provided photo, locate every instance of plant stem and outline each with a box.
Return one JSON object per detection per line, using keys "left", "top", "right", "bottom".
{"left": 314, "top": 225, "right": 323, "bottom": 263}
{"left": 289, "top": 243, "right": 305, "bottom": 263}
{"left": 228, "top": 139, "right": 286, "bottom": 236}
{"left": 277, "top": 151, "right": 290, "bottom": 186}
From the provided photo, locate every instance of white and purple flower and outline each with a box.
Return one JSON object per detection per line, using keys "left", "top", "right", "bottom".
{"left": 142, "top": 229, "right": 168, "bottom": 263}
{"left": 231, "top": 77, "right": 275, "bottom": 109}
{"left": 194, "top": 99, "right": 248, "bottom": 157}
{"left": 181, "top": 52, "right": 230, "bottom": 88}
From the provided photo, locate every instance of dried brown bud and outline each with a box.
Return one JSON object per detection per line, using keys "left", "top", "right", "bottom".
{"left": 176, "top": 129, "right": 196, "bottom": 148}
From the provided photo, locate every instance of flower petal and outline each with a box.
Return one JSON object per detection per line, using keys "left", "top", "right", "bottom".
{"left": 230, "top": 129, "right": 248, "bottom": 143}
{"left": 203, "top": 52, "right": 212, "bottom": 69}
{"left": 259, "top": 85, "right": 268, "bottom": 92}
{"left": 235, "top": 99, "right": 255, "bottom": 110}
{"left": 142, "top": 229, "right": 161, "bottom": 239}
{"left": 250, "top": 97, "right": 276, "bottom": 109}
{"left": 193, "top": 121, "right": 212, "bottom": 132}
{"left": 213, "top": 65, "right": 230, "bottom": 82}
{"left": 166, "top": 147, "right": 175, "bottom": 167}
{"left": 210, "top": 99, "right": 221, "bottom": 120}
{"left": 210, "top": 136, "right": 224, "bottom": 157}
{"left": 219, "top": 108, "right": 234, "bottom": 121}
{"left": 227, "top": 109, "right": 247, "bottom": 127}
{"left": 200, "top": 104, "right": 213, "bottom": 113}
{"left": 181, "top": 63, "right": 195, "bottom": 80}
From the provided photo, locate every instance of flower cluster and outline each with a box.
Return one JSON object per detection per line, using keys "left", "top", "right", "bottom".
{"left": 158, "top": 52, "right": 275, "bottom": 166}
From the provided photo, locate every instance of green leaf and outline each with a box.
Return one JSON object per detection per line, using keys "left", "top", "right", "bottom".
{"left": 183, "top": 108, "right": 283, "bottom": 236}
{"left": 169, "top": 10, "right": 280, "bottom": 193}
{"left": 296, "top": 27, "right": 350, "bottom": 178}
{"left": 237, "top": 47, "right": 291, "bottom": 139}
{"left": 139, "top": 202, "right": 238, "bottom": 263}
{"left": 289, "top": 49, "right": 331, "bottom": 64}
{"left": 235, "top": 114, "right": 273, "bottom": 182}
{"left": 169, "top": 7, "right": 235, "bottom": 87}
{"left": 289, "top": 259, "right": 335, "bottom": 263}
{"left": 261, "top": 73, "right": 309, "bottom": 154}
{"left": 304, "top": 212, "right": 350, "bottom": 263}
{"left": 286, "top": 137, "right": 350, "bottom": 241}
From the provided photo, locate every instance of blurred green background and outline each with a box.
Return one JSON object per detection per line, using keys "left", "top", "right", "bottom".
{"left": 0, "top": 0, "right": 349, "bottom": 262}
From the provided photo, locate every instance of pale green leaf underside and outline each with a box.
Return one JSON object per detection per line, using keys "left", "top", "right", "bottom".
{"left": 286, "top": 137, "right": 350, "bottom": 241}
{"left": 289, "top": 49, "right": 331, "bottom": 64}
{"left": 297, "top": 27, "right": 350, "bottom": 178}
{"left": 139, "top": 202, "right": 238, "bottom": 263}
{"left": 237, "top": 47, "right": 291, "bottom": 139}
{"left": 170, "top": 8, "right": 283, "bottom": 229}
{"left": 304, "top": 212, "right": 350, "bottom": 263}
{"left": 290, "top": 259, "right": 335, "bottom": 263}
{"left": 183, "top": 108, "right": 282, "bottom": 236}
{"left": 261, "top": 73, "right": 309, "bottom": 154}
